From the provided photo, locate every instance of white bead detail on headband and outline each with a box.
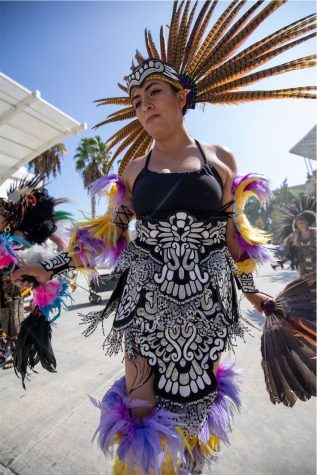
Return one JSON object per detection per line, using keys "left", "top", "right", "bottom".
{"left": 127, "top": 59, "right": 179, "bottom": 94}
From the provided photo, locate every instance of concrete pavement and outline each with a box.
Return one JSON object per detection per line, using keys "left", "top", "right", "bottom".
{"left": 0, "top": 265, "right": 316, "bottom": 475}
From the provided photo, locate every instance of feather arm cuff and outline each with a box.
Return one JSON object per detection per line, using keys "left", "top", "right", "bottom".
{"left": 67, "top": 175, "right": 133, "bottom": 270}
{"left": 232, "top": 173, "right": 272, "bottom": 272}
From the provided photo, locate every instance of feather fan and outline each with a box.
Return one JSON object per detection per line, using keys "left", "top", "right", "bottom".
{"left": 261, "top": 272, "right": 316, "bottom": 407}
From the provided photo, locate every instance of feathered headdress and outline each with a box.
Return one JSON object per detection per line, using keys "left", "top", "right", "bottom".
{"left": 0, "top": 176, "right": 68, "bottom": 245}
{"left": 276, "top": 193, "right": 316, "bottom": 242}
{"left": 94, "top": 0, "right": 316, "bottom": 175}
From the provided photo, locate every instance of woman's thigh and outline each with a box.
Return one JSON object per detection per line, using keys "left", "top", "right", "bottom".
{"left": 125, "top": 347, "right": 223, "bottom": 419}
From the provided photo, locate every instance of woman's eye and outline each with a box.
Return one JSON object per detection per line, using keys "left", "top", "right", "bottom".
{"left": 134, "top": 101, "right": 141, "bottom": 109}
{"left": 151, "top": 89, "right": 161, "bottom": 95}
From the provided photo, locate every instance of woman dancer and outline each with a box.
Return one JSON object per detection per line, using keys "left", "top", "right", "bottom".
{"left": 12, "top": 1, "right": 316, "bottom": 473}
{"left": 0, "top": 176, "right": 59, "bottom": 369}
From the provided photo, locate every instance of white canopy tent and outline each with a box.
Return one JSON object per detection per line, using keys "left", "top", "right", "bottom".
{"left": 0, "top": 72, "right": 86, "bottom": 187}
{"left": 289, "top": 125, "right": 316, "bottom": 176}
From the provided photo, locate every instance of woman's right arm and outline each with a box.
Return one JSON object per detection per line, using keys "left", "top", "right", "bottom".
{"left": 12, "top": 250, "right": 86, "bottom": 288}
{"left": 12, "top": 169, "right": 136, "bottom": 288}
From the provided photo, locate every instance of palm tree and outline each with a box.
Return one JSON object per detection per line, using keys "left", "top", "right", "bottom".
{"left": 28, "top": 143, "right": 66, "bottom": 179}
{"left": 74, "top": 136, "right": 111, "bottom": 218}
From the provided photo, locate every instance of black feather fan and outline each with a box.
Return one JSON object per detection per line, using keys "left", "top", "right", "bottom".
{"left": 261, "top": 273, "right": 316, "bottom": 407}
{"left": 14, "top": 307, "right": 56, "bottom": 389}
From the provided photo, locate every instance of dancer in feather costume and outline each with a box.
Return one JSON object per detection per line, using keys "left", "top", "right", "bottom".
{"left": 12, "top": 1, "right": 316, "bottom": 473}
{"left": 276, "top": 194, "right": 316, "bottom": 276}
{"left": 0, "top": 176, "right": 70, "bottom": 374}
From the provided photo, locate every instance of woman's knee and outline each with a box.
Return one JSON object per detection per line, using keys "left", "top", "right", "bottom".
{"left": 125, "top": 353, "right": 156, "bottom": 419}
{"left": 213, "top": 353, "right": 222, "bottom": 376}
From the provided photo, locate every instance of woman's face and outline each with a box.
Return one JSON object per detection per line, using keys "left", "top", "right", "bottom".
{"left": 0, "top": 206, "right": 9, "bottom": 232}
{"left": 0, "top": 206, "right": 27, "bottom": 240}
{"left": 296, "top": 219, "right": 309, "bottom": 232}
{"left": 131, "top": 79, "right": 187, "bottom": 139}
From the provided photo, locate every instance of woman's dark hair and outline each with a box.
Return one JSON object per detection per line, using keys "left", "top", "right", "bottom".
{"left": 295, "top": 213, "right": 309, "bottom": 224}
{"left": 16, "top": 188, "right": 57, "bottom": 244}
{"left": 170, "top": 84, "right": 188, "bottom": 116}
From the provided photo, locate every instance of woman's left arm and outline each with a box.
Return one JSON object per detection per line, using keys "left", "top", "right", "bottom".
{"left": 221, "top": 157, "right": 272, "bottom": 313}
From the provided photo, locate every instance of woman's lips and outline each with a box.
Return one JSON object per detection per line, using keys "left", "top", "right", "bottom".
{"left": 146, "top": 114, "right": 160, "bottom": 124}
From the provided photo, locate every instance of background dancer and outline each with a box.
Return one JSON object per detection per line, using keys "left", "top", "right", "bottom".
{"left": 0, "top": 177, "right": 64, "bottom": 369}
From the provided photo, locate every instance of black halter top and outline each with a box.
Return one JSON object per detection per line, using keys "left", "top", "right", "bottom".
{"left": 132, "top": 140, "right": 224, "bottom": 220}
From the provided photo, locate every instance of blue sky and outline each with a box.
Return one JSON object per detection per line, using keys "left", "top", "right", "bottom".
{"left": 1, "top": 1, "right": 316, "bottom": 218}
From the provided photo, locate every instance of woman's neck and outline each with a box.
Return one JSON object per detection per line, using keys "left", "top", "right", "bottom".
{"left": 299, "top": 228, "right": 310, "bottom": 239}
{"left": 153, "top": 127, "right": 194, "bottom": 154}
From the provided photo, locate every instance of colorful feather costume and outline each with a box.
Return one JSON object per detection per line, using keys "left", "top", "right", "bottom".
{"left": 232, "top": 173, "right": 273, "bottom": 273}
{"left": 0, "top": 176, "right": 73, "bottom": 375}
{"left": 275, "top": 193, "right": 316, "bottom": 275}
{"left": 10, "top": 2, "right": 317, "bottom": 474}
{"left": 91, "top": 362, "right": 240, "bottom": 475}
{"left": 67, "top": 174, "right": 133, "bottom": 271}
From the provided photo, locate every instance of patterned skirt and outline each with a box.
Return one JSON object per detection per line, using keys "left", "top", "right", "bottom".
{"left": 82, "top": 211, "right": 246, "bottom": 436}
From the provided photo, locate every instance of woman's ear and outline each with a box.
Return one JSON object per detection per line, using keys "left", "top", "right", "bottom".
{"left": 177, "top": 89, "right": 190, "bottom": 109}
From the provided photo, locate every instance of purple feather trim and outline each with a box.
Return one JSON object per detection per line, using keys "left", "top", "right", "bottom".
{"left": 90, "top": 377, "right": 184, "bottom": 474}
{"left": 232, "top": 173, "right": 272, "bottom": 207}
{"left": 198, "top": 361, "right": 241, "bottom": 447}
{"left": 89, "top": 174, "right": 133, "bottom": 209}
{"left": 236, "top": 234, "right": 272, "bottom": 263}
{"left": 71, "top": 227, "right": 107, "bottom": 268}
{"left": 89, "top": 175, "right": 126, "bottom": 199}
{"left": 99, "top": 235, "right": 128, "bottom": 269}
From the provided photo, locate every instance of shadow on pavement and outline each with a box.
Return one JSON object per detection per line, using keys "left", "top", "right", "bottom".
{"left": 261, "top": 269, "right": 298, "bottom": 284}
{"left": 67, "top": 299, "right": 108, "bottom": 311}
{"left": 245, "top": 309, "right": 265, "bottom": 328}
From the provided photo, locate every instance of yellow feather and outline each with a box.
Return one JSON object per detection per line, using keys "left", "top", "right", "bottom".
{"left": 112, "top": 457, "right": 139, "bottom": 475}
{"left": 21, "top": 288, "right": 32, "bottom": 298}
{"left": 236, "top": 259, "right": 256, "bottom": 273}
{"left": 235, "top": 213, "right": 270, "bottom": 245}
{"left": 234, "top": 176, "right": 271, "bottom": 246}
{"left": 200, "top": 435, "right": 220, "bottom": 457}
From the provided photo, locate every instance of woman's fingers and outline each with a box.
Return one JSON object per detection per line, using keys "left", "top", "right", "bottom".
{"left": 12, "top": 265, "right": 40, "bottom": 286}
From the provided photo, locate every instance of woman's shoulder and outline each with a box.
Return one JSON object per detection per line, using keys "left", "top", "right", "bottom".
{"left": 202, "top": 143, "right": 237, "bottom": 174}
{"left": 122, "top": 154, "right": 148, "bottom": 194}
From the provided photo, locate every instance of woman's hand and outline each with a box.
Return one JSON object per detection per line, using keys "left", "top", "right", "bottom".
{"left": 244, "top": 292, "right": 273, "bottom": 314}
{"left": 12, "top": 264, "right": 52, "bottom": 290}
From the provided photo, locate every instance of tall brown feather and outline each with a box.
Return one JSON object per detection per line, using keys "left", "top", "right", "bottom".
{"left": 167, "top": 1, "right": 178, "bottom": 63}
{"left": 188, "top": 0, "right": 241, "bottom": 75}
{"left": 109, "top": 125, "right": 143, "bottom": 161}
{"left": 232, "top": 12, "right": 317, "bottom": 64}
{"left": 160, "top": 25, "right": 167, "bottom": 63}
{"left": 183, "top": 0, "right": 213, "bottom": 72}
{"left": 203, "top": 89, "right": 316, "bottom": 105}
{"left": 117, "top": 130, "right": 150, "bottom": 174}
{"left": 145, "top": 29, "right": 160, "bottom": 59}
{"left": 200, "top": 27, "right": 317, "bottom": 91}
{"left": 94, "top": 97, "right": 131, "bottom": 106}
{"left": 197, "top": 1, "right": 287, "bottom": 80}
{"left": 198, "top": 56, "right": 317, "bottom": 97}
{"left": 93, "top": 109, "right": 136, "bottom": 129}
{"left": 106, "top": 120, "right": 141, "bottom": 150}
{"left": 180, "top": 0, "right": 199, "bottom": 72}
{"left": 174, "top": 0, "right": 191, "bottom": 71}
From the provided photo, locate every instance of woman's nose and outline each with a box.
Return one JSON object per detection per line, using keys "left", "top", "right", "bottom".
{"left": 141, "top": 98, "right": 153, "bottom": 111}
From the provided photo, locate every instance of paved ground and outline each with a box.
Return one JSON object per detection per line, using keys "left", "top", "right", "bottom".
{"left": 0, "top": 264, "right": 316, "bottom": 475}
